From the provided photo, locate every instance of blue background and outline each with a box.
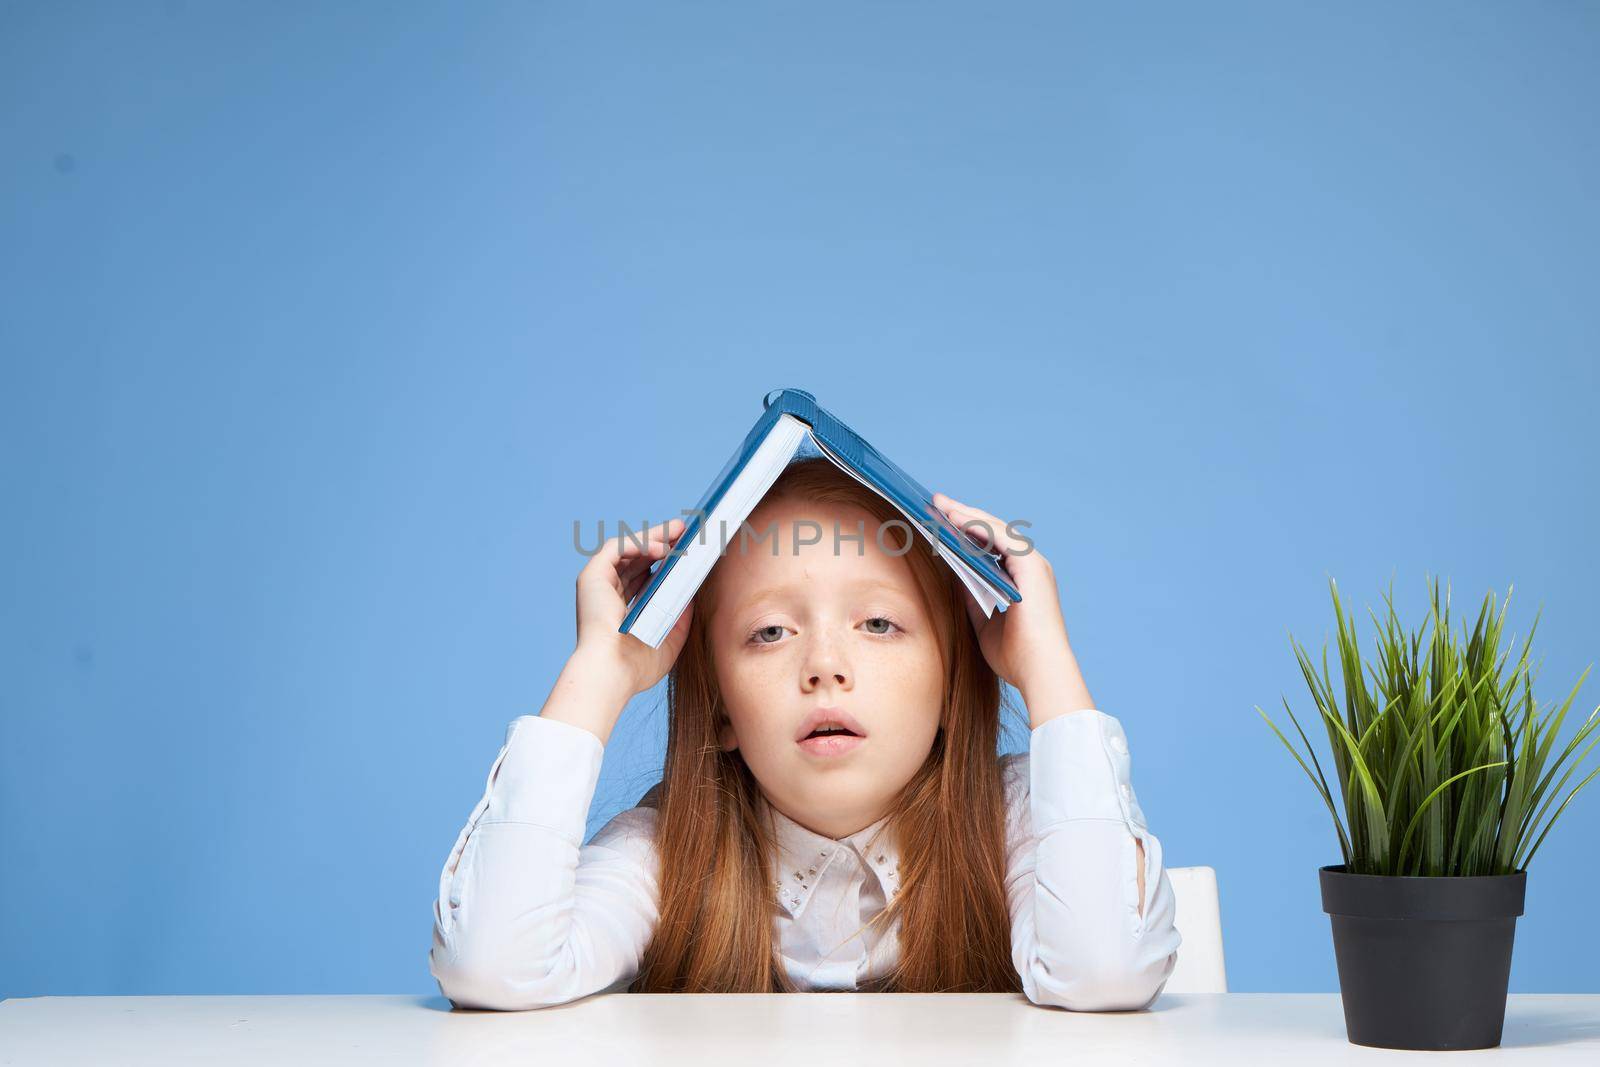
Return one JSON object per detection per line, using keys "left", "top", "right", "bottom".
{"left": 3, "top": 0, "right": 1597, "bottom": 999}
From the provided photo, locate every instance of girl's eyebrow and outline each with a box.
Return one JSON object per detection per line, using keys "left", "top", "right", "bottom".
{"left": 849, "top": 576, "right": 915, "bottom": 598}
{"left": 737, "top": 575, "right": 912, "bottom": 609}
{"left": 734, "top": 582, "right": 796, "bottom": 609}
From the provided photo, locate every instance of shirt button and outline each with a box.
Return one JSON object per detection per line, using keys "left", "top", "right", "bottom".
{"left": 1120, "top": 783, "right": 1133, "bottom": 800}
{"left": 1109, "top": 733, "right": 1128, "bottom": 754}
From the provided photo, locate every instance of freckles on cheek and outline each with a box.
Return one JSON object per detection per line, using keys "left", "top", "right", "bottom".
{"left": 718, "top": 649, "right": 783, "bottom": 713}
{"left": 854, "top": 646, "right": 935, "bottom": 713}
{"left": 742, "top": 654, "right": 792, "bottom": 699}
{"left": 890, "top": 646, "right": 946, "bottom": 721}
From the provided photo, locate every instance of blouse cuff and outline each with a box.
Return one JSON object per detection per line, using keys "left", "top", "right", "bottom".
{"left": 480, "top": 714, "right": 606, "bottom": 843}
{"left": 1028, "top": 709, "right": 1148, "bottom": 831}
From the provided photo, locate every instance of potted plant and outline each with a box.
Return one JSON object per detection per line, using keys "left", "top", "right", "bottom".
{"left": 1259, "top": 577, "right": 1600, "bottom": 1050}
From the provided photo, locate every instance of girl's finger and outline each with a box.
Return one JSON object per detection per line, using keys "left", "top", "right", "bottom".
{"left": 613, "top": 517, "right": 685, "bottom": 560}
{"left": 932, "top": 492, "right": 1029, "bottom": 557}
{"left": 582, "top": 519, "right": 681, "bottom": 593}
{"left": 613, "top": 517, "right": 690, "bottom": 595}
{"left": 619, "top": 548, "right": 666, "bottom": 588}
{"left": 608, "top": 541, "right": 647, "bottom": 588}
{"left": 623, "top": 565, "right": 653, "bottom": 605}
{"left": 586, "top": 519, "right": 684, "bottom": 584}
{"left": 619, "top": 543, "right": 660, "bottom": 570}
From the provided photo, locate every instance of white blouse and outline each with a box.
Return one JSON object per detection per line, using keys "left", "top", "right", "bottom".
{"left": 429, "top": 708, "right": 1180, "bottom": 1011}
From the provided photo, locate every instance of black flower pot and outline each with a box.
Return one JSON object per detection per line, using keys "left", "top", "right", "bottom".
{"left": 1319, "top": 864, "right": 1526, "bottom": 1050}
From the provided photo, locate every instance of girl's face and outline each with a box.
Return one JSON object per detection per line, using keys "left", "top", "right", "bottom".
{"left": 706, "top": 494, "right": 945, "bottom": 840}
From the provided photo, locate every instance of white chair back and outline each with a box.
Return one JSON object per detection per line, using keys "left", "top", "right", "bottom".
{"left": 1164, "top": 865, "right": 1227, "bottom": 993}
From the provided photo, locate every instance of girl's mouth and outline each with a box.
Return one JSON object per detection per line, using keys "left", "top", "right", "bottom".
{"left": 797, "top": 732, "right": 866, "bottom": 757}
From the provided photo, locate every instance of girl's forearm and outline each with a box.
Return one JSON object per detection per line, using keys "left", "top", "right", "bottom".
{"left": 1018, "top": 640, "right": 1096, "bottom": 729}
{"left": 538, "top": 650, "right": 635, "bottom": 746}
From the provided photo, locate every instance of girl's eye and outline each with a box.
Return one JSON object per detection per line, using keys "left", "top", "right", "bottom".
{"left": 748, "top": 624, "right": 790, "bottom": 646}
{"left": 861, "top": 616, "right": 902, "bottom": 636}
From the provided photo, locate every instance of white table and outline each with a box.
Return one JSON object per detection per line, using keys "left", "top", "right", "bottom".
{"left": 2, "top": 993, "right": 1597, "bottom": 1065}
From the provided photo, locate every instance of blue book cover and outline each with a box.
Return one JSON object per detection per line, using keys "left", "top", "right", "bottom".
{"left": 619, "top": 388, "right": 1022, "bottom": 646}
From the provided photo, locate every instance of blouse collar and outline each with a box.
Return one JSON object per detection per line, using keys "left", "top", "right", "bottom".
{"left": 764, "top": 797, "right": 902, "bottom": 918}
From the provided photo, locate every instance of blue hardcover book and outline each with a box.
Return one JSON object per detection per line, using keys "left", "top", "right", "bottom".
{"left": 619, "top": 388, "right": 1022, "bottom": 648}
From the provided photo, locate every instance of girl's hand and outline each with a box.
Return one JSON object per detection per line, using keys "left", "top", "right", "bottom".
{"left": 574, "top": 516, "right": 696, "bottom": 699}
{"left": 931, "top": 492, "right": 1095, "bottom": 721}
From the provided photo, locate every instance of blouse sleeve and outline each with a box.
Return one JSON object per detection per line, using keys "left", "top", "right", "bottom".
{"left": 428, "top": 714, "right": 661, "bottom": 1010}
{"left": 1004, "top": 709, "right": 1181, "bottom": 1011}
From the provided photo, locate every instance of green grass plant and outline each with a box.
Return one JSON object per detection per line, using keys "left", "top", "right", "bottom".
{"left": 1259, "top": 577, "right": 1600, "bottom": 876}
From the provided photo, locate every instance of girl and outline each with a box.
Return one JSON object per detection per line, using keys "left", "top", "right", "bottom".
{"left": 429, "top": 457, "right": 1180, "bottom": 1007}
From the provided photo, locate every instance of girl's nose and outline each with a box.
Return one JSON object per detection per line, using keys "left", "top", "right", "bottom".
{"left": 802, "top": 634, "right": 851, "bottom": 690}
